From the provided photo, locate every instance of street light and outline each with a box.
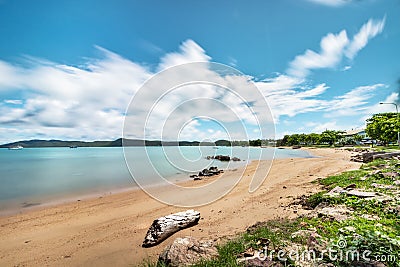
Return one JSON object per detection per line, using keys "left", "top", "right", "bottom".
{"left": 379, "top": 102, "right": 399, "bottom": 147}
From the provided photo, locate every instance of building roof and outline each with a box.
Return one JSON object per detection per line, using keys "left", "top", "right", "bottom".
{"left": 343, "top": 129, "right": 365, "bottom": 136}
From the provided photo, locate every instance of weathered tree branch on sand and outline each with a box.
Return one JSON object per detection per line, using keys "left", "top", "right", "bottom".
{"left": 142, "top": 210, "right": 200, "bottom": 247}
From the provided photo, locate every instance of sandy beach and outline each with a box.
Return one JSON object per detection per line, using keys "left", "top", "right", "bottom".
{"left": 0, "top": 148, "right": 361, "bottom": 266}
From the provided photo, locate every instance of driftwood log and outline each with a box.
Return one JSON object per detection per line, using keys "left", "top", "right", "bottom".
{"left": 142, "top": 210, "right": 200, "bottom": 247}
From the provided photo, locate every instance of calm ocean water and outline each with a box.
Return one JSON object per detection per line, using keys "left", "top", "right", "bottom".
{"left": 0, "top": 146, "right": 312, "bottom": 213}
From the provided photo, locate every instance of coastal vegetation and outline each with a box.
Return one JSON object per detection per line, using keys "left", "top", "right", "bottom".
{"left": 277, "top": 130, "right": 355, "bottom": 147}
{"left": 181, "top": 158, "right": 400, "bottom": 267}
{"left": 366, "top": 112, "right": 400, "bottom": 146}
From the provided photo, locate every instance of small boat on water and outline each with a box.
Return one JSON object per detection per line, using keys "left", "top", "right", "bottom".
{"left": 8, "top": 145, "right": 23, "bottom": 150}
{"left": 69, "top": 146, "right": 78, "bottom": 148}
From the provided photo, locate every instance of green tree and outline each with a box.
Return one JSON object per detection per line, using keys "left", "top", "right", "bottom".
{"left": 306, "top": 133, "right": 320, "bottom": 145}
{"left": 366, "top": 113, "right": 399, "bottom": 145}
{"left": 287, "top": 134, "right": 300, "bottom": 146}
{"left": 319, "top": 130, "right": 344, "bottom": 146}
{"left": 353, "top": 134, "right": 363, "bottom": 142}
{"left": 249, "top": 139, "right": 262, "bottom": 146}
{"left": 298, "top": 133, "right": 307, "bottom": 145}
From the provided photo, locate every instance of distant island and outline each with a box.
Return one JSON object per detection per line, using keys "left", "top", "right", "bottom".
{"left": 0, "top": 138, "right": 237, "bottom": 148}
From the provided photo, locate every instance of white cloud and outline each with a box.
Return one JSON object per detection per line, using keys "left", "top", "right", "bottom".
{"left": 257, "top": 76, "right": 329, "bottom": 121}
{"left": 345, "top": 17, "right": 386, "bottom": 59}
{"left": 310, "top": 121, "right": 340, "bottom": 132}
{"left": 0, "top": 32, "right": 391, "bottom": 143}
{"left": 157, "top": 40, "right": 211, "bottom": 71}
{"left": 0, "top": 46, "right": 152, "bottom": 142}
{"left": 363, "top": 92, "right": 399, "bottom": 116}
{"left": 306, "top": 0, "right": 352, "bottom": 7}
{"left": 325, "top": 84, "right": 386, "bottom": 117}
{"left": 288, "top": 30, "right": 349, "bottom": 78}
{"left": 356, "top": 92, "right": 399, "bottom": 125}
{"left": 4, "top": 99, "right": 22, "bottom": 105}
{"left": 342, "top": 65, "right": 352, "bottom": 71}
{"left": 0, "top": 40, "right": 277, "bottom": 143}
{"left": 287, "top": 17, "right": 385, "bottom": 78}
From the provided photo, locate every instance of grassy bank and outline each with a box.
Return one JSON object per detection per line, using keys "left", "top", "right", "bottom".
{"left": 142, "top": 158, "right": 400, "bottom": 267}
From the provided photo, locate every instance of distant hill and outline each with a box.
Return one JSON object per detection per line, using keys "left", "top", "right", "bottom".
{"left": 0, "top": 138, "right": 224, "bottom": 148}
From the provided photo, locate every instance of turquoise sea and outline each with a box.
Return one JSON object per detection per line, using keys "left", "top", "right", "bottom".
{"left": 0, "top": 146, "right": 312, "bottom": 213}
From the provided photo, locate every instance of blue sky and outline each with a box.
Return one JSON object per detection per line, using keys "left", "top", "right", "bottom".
{"left": 0, "top": 0, "right": 399, "bottom": 143}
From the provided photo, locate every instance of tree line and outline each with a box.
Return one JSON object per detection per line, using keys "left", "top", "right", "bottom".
{"left": 276, "top": 111, "right": 399, "bottom": 147}
{"left": 277, "top": 130, "right": 362, "bottom": 147}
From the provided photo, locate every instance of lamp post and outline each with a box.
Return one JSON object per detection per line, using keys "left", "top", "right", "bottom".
{"left": 380, "top": 102, "right": 399, "bottom": 147}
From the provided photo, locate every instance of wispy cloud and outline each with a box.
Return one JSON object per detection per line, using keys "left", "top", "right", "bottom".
{"left": 287, "top": 17, "right": 385, "bottom": 78}
{"left": 345, "top": 17, "right": 386, "bottom": 59}
{"left": 0, "top": 46, "right": 152, "bottom": 142}
{"left": 4, "top": 99, "right": 22, "bottom": 105}
{"left": 306, "top": 0, "right": 353, "bottom": 7}
{"left": 325, "top": 84, "right": 386, "bottom": 117}
{"left": 287, "top": 30, "right": 349, "bottom": 78}
{"left": 157, "top": 39, "right": 211, "bottom": 71}
{"left": 0, "top": 40, "right": 274, "bottom": 143}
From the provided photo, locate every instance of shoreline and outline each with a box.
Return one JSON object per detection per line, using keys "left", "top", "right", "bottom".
{"left": 0, "top": 157, "right": 251, "bottom": 217}
{"left": 0, "top": 147, "right": 310, "bottom": 216}
{"left": 0, "top": 148, "right": 360, "bottom": 266}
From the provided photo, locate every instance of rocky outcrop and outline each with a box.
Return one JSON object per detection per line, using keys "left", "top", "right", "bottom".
{"left": 206, "top": 155, "right": 242, "bottom": 161}
{"left": 349, "top": 150, "right": 400, "bottom": 163}
{"left": 198, "top": 166, "right": 223, "bottom": 177}
{"left": 315, "top": 204, "right": 353, "bottom": 221}
{"left": 158, "top": 236, "right": 218, "bottom": 266}
{"left": 142, "top": 210, "right": 200, "bottom": 247}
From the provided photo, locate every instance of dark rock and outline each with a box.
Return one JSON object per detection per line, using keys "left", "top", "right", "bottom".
{"left": 158, "top": 236, "right": 218, "bottom": 267}
{"left": 206, "top": 155, "right": 241, "bottom": 162}
{"left": 243, "top": 247, "right": 255, "bottom": 257}
{"left": 214, "top": 155, "right": 231, "bottom": 161}
{"left": 344, "top": 184, "right": 357, "bottom": 190}
{"left": 199, "top": 169, "right": 212, "bottom": 177}
{"left": 197, "top": 167, "right": 223, "bottom": 177}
